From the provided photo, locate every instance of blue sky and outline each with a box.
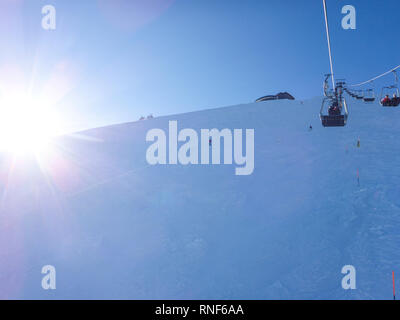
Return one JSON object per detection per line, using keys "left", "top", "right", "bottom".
{"left": 0, "top": 0, "right": 399, "bottom": 132}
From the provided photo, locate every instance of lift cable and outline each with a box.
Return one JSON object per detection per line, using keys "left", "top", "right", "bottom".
{"left": 349, "top": 64, "right": 400, "bottom": 87}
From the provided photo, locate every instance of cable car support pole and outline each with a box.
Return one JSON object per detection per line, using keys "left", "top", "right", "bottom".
{"left": 323, "top": 0, "right": 335, "bottom": 91}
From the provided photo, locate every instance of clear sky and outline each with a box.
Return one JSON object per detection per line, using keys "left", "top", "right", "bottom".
{"left": 0, "top": 0, "right": 399, "bottom": 132}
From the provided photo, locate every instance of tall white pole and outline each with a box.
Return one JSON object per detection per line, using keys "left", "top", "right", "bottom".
{"left": 323, "top": 0, "right": 335, "bottom": 90}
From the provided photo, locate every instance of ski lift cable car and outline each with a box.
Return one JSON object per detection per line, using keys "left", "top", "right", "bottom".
{"left": 320, "top": 81, "right": 349, "bottom": 127}
{"left": 355, "top": 90, "right": 364, "bottom": 100}
{"left": 380, "top": 70, "right": 400, "bottom": 107}
{"left": 320, "top": 1, "right": 349, "bottom": 127}
{"left": 348, "top": 64, "right": 400, "bottom": 106}
{"left": 320, "top": 96, "right": 349, "bottom": 127}
{"left": 363, "top": 88, "right": 375, "bottom": 103}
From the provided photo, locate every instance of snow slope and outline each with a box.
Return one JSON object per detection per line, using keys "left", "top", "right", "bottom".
{"left": 1, "top": 97, "right": 400, "bottom": 299}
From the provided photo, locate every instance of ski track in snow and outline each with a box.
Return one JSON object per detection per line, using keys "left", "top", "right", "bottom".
{"left": 0, "top": 97, "right": 399, "bottom": 299}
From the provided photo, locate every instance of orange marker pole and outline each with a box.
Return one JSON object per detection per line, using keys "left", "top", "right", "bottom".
{"left": 393, "top": 271, "right": 396, "bottom": 300}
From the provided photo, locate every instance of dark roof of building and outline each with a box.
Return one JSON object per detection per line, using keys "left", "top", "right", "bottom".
{"left": 256, "top": 92, "right": 295, "bottom": 103}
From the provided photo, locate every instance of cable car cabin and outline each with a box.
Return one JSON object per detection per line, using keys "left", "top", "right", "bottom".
{"left": 381, "top": 98, "right": 400, "bottom": 107}
{"left": 363, "top": 89, "right": 375, "bottom": 103}
{"left": 380, "top": 85, "right": 400, "bottom": 107}
{"left": 321, "top": 114, "right": 347, "bottom": 127}
{"left": 355, "top": 90, "right": 364, "bottom": 100}
{"left": 320, "top": 97, "right": 349, "bottom": 127}
{"left": 379, "top": 70, "right": 400, "bottom": 107}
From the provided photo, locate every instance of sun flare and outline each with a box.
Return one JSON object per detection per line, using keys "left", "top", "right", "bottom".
{"left": 0, "top": 93, "right": 62, "bottom": 154}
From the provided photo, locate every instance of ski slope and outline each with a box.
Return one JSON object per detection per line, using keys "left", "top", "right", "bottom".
{"left": 1, "top": 97, "right": 400, "bottom": 299}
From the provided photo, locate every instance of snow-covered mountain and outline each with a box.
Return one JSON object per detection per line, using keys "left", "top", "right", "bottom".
{"left": 1, "top": 97, "right": 400, "bottom": 299}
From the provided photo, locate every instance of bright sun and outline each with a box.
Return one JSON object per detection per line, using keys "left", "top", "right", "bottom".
{"left": 0, "top": 93, "right": 62, "bottom": 154}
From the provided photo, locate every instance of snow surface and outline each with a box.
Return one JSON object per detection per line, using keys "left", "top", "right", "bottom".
{"left": 1, "top": 97, "right": 400, "bottom": 299}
